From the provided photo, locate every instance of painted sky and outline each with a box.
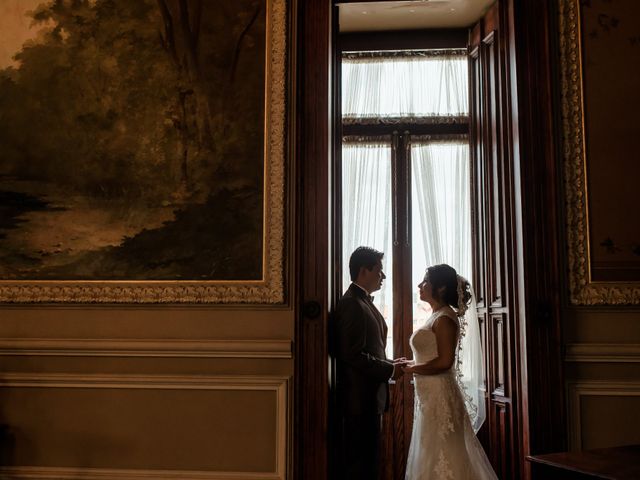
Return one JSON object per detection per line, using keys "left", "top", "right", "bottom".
{"left": 0, "top": 0, "right": 49, "bottom": 69}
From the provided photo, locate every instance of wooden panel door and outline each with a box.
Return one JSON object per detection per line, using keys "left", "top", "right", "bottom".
{"left": 469, "top": 2, "right": 567, "bottom": 478}
{"left": 295, "top": 0, "right": 331, "bottom": 479}
{"left": 469, "top": 3, "right": 523, "bottom": 479}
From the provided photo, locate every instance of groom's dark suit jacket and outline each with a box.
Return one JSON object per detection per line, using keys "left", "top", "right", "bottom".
{"left": 335, "top": 283, "right": 394, "bottom": 415}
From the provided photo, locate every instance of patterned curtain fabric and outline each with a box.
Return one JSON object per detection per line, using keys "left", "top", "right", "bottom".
{"left": 342, "top": 54, "right": 469, "bottom": 118}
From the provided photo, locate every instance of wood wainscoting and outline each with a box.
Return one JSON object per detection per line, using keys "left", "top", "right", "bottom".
{"left": 0, "top": 373, "right": 289, "bottom": 480}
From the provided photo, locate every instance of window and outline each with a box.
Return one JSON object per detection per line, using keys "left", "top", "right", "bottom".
{"left": 339, "top": 50, "right": 471, "bottom": 357}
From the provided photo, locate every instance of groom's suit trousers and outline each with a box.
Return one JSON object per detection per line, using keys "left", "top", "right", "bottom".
{"left": 341, "top": 413, "right": 381, "bottom": 480}
{"left": 333, "top": 283, "right": 394, "bottom": 480}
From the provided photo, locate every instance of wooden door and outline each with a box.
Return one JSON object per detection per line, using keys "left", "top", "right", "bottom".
{"left": 295, "top": 0, "right": 332, "bottom": 479}
{"left": 469, "top": 1, "right": 538, "bottom": 478}
{"left": 469, "top": 2, "right": 567, "bottom": 478}
{"left": 469, "top": 2, "right": 521, "bottom": 478}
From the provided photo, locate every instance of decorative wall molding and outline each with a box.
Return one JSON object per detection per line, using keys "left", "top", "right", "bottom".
{"left": 565, "top": 343, "right": 640, "bottom": 363}
{"left": 0, "top": 0, "right": 288, "bottom": 305}
{"left": 0, "top": 372, "right": 287, "bottom": 390}
{"left": 566, "top": 380, "right": 640, "bottom": 450}
{"left": 0, "top": 338, "right": 292, "bottom": 359}
{"left": 0, "top": 466, "right": 282, "bottom": 480}
{"left": 559, "top": 0, "right": 640, "bottom": 305}
{"left": 0, "top": 374, "right": 289, "bottom": 480}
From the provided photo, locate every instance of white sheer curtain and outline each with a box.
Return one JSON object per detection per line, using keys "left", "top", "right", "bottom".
{"left": 411, "top": 140, "right": 471, "bottom": 333}
{"left": 342, "top": 54, "right": 468, "bottom": 118}
{"left": 411, "top": 141, "right": 471, "bottom": 290}
{"left": 411, "top": 140, "right": 486, "bottom": 431}
{"left": 342, "top": 142, "right": 394, "bottom": 357}
{"left": 340, "top": 52, "right": 475, "bottom": 364}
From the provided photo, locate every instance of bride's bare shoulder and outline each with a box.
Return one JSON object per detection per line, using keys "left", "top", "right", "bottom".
{"left": 431, "top": 307, "right": 459, "bottom": 330}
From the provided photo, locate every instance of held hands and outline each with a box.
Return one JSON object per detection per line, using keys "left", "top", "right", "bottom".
{"left": 393, "top": 357, "right": 416, "bottom": 376}
{"left": 400, "top": 359, "right": 417, "bottom": 374}
{"left": 391, "top": 357, "right": 413, "bottom": 380}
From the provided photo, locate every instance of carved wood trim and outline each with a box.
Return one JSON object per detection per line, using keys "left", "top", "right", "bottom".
{"left": 559, "top": 0, "right": 640, "bottom": 305}
{"left": 0, "top": 372, "right": 288, "bottom": 389}
{"left": 0, "top": 467, "right": 284, "bottom": 480}
{"left": 565, "top": 343, "right": 640, "bottom": 363}
{"left": 0, "top": 338, "right": 292, "bottom": 358}
{"left": 0, "top": 0, "right": 288, "bottom": 305}
{"left": 566, "top": 380, "right": 640, "bottom": 451}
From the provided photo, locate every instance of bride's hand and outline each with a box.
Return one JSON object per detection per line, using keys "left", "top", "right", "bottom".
{"left": 401, "top": 360, "right": 416, "bottom": 373}
{"left": 393, "top": 357, "right": 408, "bottom": 365}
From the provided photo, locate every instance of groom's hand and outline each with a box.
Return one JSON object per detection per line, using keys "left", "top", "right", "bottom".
{"left": 391, "top": 358, "right": 409, "bottom": 380}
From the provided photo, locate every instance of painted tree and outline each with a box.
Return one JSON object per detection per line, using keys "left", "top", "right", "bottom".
{"left": 0, "top": 0, "right": 265, "bottom": 202}
{"left": 156, "top": 0, "right": 263, "bottom": 197}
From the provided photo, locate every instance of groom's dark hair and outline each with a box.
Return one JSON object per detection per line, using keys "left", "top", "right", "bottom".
{"left": 349, "top": 246, "right": 384, "bottom": 281}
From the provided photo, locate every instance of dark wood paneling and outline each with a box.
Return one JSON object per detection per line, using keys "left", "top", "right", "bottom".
{"left": 510, "top": 0, "right": 566, "bottom": 463}
{"left": 470, "top": 23, "right": 482, "bottom": 50}
{"left": 529, "top": 445, "right": 640, "bottom": 480}
{"left": 493, "top": 401, "right": 512, "bottom": 480}
{"left": 491, "top": 314, "right": 507, "bottom": 395}
{"left": 484, "top": 2, "right": 500, "bottom": 35}
{"left": 335, "top": 0, "right": 403, "bottom": 3}
{"left": 295, "top": 0, "right": 332, "bottom": 478}
{"left": 339, "top": 29, "right": 468, "bottom": 52}
{"left": 380, "top": 382, "right": 408, "bottom": 480}
{"left": 485, "top": 28, "right": 505, "bottom": 309}
{"left": 471, "top": 1, "right": 566, "bottom": 478}
{"left": 469, "top": 41, "right": 487, "bottom": 310}
{"left": 342, "top": 123, "right": 468, "bottom": 137}
{"left": 470, "top": 1, "right": 530, "bottom": 478}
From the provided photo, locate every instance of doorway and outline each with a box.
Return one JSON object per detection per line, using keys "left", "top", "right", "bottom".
{"left": 297, "top": 2, "right": 567, "bottom": 479}
{"left": 333, "top": 32, "right": 480, "bottom": 480}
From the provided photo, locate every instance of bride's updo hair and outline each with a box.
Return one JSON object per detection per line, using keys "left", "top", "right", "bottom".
{"left": 425, "top": 264, "right": 472, "bottom": 312}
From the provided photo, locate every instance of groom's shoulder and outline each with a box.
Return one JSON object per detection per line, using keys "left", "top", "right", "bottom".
{"left": 339, "top": 283, "right": 362, "bottom": 300}
{"left": 337, "top": 290, "right": 355, "bottom": 304}
{"left": 336, "top": 287, "right": 358, "bottom": 307}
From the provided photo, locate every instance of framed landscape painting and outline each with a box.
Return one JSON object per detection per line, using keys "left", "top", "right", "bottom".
{"left": 0, "top": 0, "right": 286, "bottom": 303}
{"left": 560, "top": 0, "right": 640, "bottom": 304}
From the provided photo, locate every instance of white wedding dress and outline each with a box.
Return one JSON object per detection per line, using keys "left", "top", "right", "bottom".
{"left": 405, "top": 306, "right": 498, "bottom": 480}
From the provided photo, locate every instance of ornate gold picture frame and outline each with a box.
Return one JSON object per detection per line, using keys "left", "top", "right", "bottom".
{"left": 559, "top": 0, "right": 640, "bottom": 305}
{"left": 0, "top": 0, "right": 286, "bottom": 303}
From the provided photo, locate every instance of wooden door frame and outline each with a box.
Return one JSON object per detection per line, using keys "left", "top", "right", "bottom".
{"left": 508, "top": 0, "right": 567, "bottom": 463}
{"left": 294, "top": 1, "right": 566, "bottom": 479}
{"left": 293, "top": 0, "right": 332, "bottom": 479}
{"left": 333, "top": 32, "right": 472, "bottom": 480}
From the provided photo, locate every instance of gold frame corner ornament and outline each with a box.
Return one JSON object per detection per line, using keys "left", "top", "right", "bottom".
{"left": 559, "top": 0, "right": 640, "bottom": 305}
{"left": 0, "top": 0, "right": 287, "bottom": 304}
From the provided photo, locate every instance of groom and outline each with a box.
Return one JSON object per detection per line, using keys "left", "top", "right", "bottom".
{"left": 334, "top": 246, "right": 405, "bottom": 480}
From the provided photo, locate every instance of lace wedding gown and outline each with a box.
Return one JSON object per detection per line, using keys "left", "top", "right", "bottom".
{"left": 405, "top": 306, "right": 498, "bottom": 480}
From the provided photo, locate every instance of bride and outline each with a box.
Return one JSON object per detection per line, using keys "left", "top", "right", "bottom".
{"left": 401, "top": 263, "right": 498, "bottom": 479}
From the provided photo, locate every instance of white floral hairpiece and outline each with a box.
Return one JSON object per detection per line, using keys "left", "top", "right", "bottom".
{"left": 456, "top": 275, "right": 469, "bottom": 317}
